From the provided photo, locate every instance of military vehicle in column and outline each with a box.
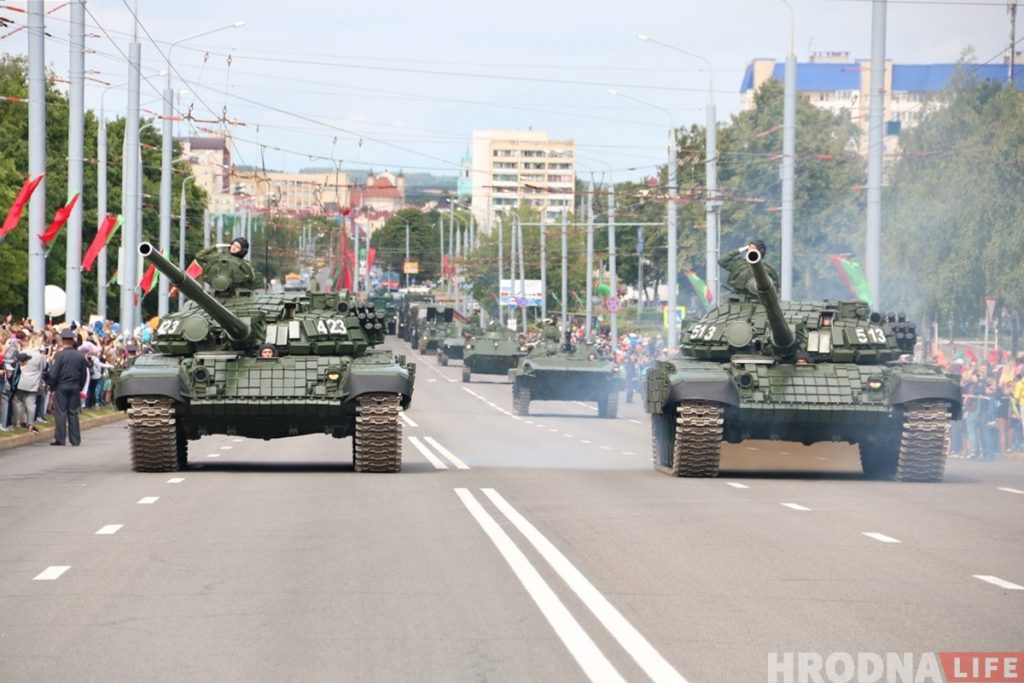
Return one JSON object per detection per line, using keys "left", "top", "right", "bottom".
{"left": 461, "top": 325, "right": 524, "bottom": 382}
{"left": 416, "top": 305, "right": 455, "bottom": 355}
{"left": 397, "top": 291, "right": 433, "bottom": 345}
{"left": 368, "top": 290, "right": 399, "bottom": 334}
{"left": 510, "top": 328, "right": 624, "bottom": 418}
{"left": 437, "top": 321, "right": 469, "bottom": 365}
{"left": 114, "top": 242, "right": 416, "bottom": 473}
{"left": 644, "top": 247, "right": 961, "bottom": 481}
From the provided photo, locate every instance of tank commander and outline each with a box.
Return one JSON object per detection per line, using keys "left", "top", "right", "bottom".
{"left": 258, "top": 343, "right": 278, "bottom": 359}
{"left": 717, "top": 238, "right": 780, "bottom": 301}
{"left": 195, "top": 236, "right": 260, "bottom": 293}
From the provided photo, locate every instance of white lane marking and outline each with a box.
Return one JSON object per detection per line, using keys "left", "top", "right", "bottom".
{"left": 137, "top": 497, "right": 159, "bottom": 505}
{"left": 997, "top": 487, "right": 1024, "bottom": 495}
{"left": 745, "top": 446, "right": 760, "bottom": 451}
{"left": 220, "top": 445, "right": 232, "bottom": 450}
{"left": 33, "top": 566, "right": 70, "bottom": 581}
{"left": 205, "top": 453, "right": 220, "bottom": 458}
{"left": 95, "top": 524, "right": 123, "bottom": 535}
{"left": 232, "top": 438, "right": 244, "bottom": 442}
{"left": 726, "top": 482, "right": 750, "bottom": 489}
{"left": 572, "top": 401, "right": 598, "bottom": 411}
{"left": 426, "top": 378, "right": 437, "bottom": 383}
{"left": 973, "top": 575, "right": 1024, "bottom": 590}
{"left": 462, "top": 388, "right": 482, "bottom": 398}
{"left": 424, "top": 437, "right": 469, "bottom": 470}
{"left": 447, "top": 378, "right": 457, "bottom": 383}
{"left": 549, "top": 429, "right": 558, "bottom": 433}
{"left": 482, "top": 489, "right": 688, "bottom": 683}
{"left": 454, "top": 489, "right": 625, "bottom": 683}
{"left": 781, "top": 503, "right": 810, "bottom": 511}
{"left": 623, "top": 451, "right": 635, "bottom": 456}
{"left": 862, "top": 532, "right": 901, "bottom": 544}
{"left": 408, "top": 436, "right": 447, "bottom": 470}
{"left": 628, "top": 419, "right": 643, "bottom": 425}
{"left": 600, "top": 446, "right": 612, "bottom": 451}
{"left": 167, "top": 477, "right": 185, "bottom": 484}
{"left": 525, "top": 420, "right": 533, "bottom": 425}
{"left": 564, "top": 434, "right": 574, "bottom": 438}
{"left": 400, "top": 412, "right": 418, "bottom": 428}
{"left": 581, "top": 439, "right": 592, "bottom": 444}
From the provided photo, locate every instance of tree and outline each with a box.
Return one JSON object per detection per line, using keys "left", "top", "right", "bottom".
{"left": 371, "top": 208, "right": 442, "bottom": 282}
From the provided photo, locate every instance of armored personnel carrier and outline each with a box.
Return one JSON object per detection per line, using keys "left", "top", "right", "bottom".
{"left": 644, "top": 247, "right": 961, "bottom": 481}
{"left": 510, "top": 331, "right": 623, "bottom": 417}
{"left": 114, "top": 242, "right": 415, "bottom": 473}
{"left": 436, "top": 322, "right": 467, "bottom": 365}
{"left": 415, "top": 306, "right": 455, "bottom": 354}
{"left": 461, "top": 327, "right": 523, "bottom": 382}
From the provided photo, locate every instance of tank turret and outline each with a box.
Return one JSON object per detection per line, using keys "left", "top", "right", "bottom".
{"left": 139, "top": 242, "right": 251, "bottom": 342}
{"left": 745, "top": 247, "right": 797, "bottom": 356}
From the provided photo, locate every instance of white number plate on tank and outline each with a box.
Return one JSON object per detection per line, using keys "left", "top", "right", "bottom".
{"left": 317, "top": 319, "right": 348, "bottom": 336}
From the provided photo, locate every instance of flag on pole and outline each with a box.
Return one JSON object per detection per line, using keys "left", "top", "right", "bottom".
{"left": 139, "top": 262, "right": 159, "bottom": 295}
{"left": 0, "top": 174, "right": 44, "bottom": 238}
{"left": 683, "top": 268, "right": 713, "bottom": 310}
{"left": 82, "top": 214, "right": 121, "bottom": 271}
{"left": 39, "top": 192, "right": 80, "bottom": 245}
{"left": 828, "top": 255, "right": 873, "bottom": 305}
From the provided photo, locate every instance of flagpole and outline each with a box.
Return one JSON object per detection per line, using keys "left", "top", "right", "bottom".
{"left": 27, "top": 0, "right": 47, "bottom": 328}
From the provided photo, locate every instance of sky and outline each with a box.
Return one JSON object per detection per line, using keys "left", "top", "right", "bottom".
{"left": 2, "top": 0, "right": 1015, "bottom": 182}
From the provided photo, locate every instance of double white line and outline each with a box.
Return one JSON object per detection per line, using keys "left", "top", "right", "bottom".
{"left": 456, "top": 487, "right": 687, "bottom": 683}
{"left": 408, "top": 436, "right": 469, "bottom": 470}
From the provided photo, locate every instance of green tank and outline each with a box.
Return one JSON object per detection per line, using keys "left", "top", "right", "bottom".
{"left": 114, "top": 242, "right": 416, "bottom": 473}
{"left": 645, "top": 247, "right": 962, "bottom": 481}
{"left": 461, "top": 328, "right": 524, "bottom": 382}
{"left": 416, "top": 306, "right": 454, "bottom": 355}
{"left": 436, "top": 322, "right": 469, "bottom": 366}
{"left": 510, "top": 331, "right": 624, "bottom": 418}
{"left": 398, "top": 292, "right": 433, "bottom": 343}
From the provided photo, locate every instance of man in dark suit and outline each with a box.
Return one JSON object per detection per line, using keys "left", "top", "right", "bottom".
{"left": 46, "top": 328, "right": 89, "bottom": 446}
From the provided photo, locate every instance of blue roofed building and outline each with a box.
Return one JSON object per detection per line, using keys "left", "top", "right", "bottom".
{"left": 740, "top": 51, "right": 1024, "bottom": 153}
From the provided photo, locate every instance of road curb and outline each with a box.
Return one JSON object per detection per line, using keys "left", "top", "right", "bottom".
{"left": 0, "top": 411, "right": 126, "bottom": 451}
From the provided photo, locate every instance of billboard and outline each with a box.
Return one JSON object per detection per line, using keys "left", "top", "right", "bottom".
{"left": 500, "top": 279, "right": 544, "bottom": 307}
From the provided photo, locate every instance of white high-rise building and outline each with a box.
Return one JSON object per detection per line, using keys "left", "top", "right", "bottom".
{"left": 469, "top": 130, "right": 575, "bottom": 233}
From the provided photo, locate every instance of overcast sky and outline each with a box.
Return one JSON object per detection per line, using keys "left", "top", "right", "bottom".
{"left": 5, "top": 0, "right": 1015, "bottom": 181}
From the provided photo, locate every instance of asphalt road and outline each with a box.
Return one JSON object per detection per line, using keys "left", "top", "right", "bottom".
{"left": 1, "top": 337, "right": 1022, "bottom": 682}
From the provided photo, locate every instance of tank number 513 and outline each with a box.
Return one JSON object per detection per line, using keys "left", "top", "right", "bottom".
{"left": 855, "top": 327, "right": 886, "bottom": 344}
{"left": 688, "top": 324, "right": 717, "bottom": 340}
{"left": 316, "top": 319, "right": 348, "bottom": 336}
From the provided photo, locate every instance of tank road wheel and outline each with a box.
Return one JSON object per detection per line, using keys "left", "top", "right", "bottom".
{"left": 858, "top": 439, "right": 898, "bottom": 480}
{"left": 353, "top": 393, "right": 402, "bottom": 473}
{"left": 514, "top": 385, "right": 530, "bottom": 416}
{"left": 462, "top": 366, "right": 471, "bottom": 383}
{"left": 655, "top": 400, "right": 724, "bottom": 477}
{"left": 127, "top": 397, "right": 180, "bottom": 472}
{"left": 597, "top": 391, "right": 619, "bottom": 419}
{"left": 895, "top": 400, "right": 951, "bottom": 482}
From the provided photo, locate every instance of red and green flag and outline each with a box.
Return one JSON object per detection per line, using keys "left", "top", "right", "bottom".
{"left": 39, "top": 192, "right": 80, "bottom": 245}
{"left": 683, "top": 268, "right": 713, "bottom": 310}
{"left": 829, "top": 255, "right": 873, "bottom": 305}
{"left": 0, "top": 174, "right": 45, "bottom": 239}
{"left": 82, "top": 214, "right": 121, "bottom": 271}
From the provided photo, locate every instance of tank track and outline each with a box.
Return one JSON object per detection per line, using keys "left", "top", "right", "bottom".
{"left": 462, "top": 365, "right": 471, "bottom": 382}
{"left": 895, "top": 400, "right": 950, "bottom": 482}
{"left": 514, "top": 385, "right": 530, "bottom": 416}
{"left": 598, "top": 391, "right": 619, "bottom": 419}
{"left": 353, "top": 393, "right": 402, "bottom": 473}
{"left": 655, "top": 401, "right": 724, "bottom": 477}
{"left": 127, "top": 397, "right": 181, "bottom": 472}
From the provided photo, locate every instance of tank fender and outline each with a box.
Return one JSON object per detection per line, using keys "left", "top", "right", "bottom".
{"left": 113, "top": 372, "right": 188, "bottom": 411}
{"left": 666, "top": 376, "right": 740, "bottom": 407}
{"left": 889, "top": 375, "right": 963, "bottom": 420}
{"left": 347, "top": 370, "right": 415, "bottom": 409}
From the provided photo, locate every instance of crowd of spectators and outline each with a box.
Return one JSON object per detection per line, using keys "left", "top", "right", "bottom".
{"left": 0, "top": 314, "right": 145, "bottom": 433}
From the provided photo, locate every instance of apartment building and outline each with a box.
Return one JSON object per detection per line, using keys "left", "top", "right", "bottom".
{"left": 740, "top": 52, "right": 1023, "bottom": 153}
{"left": 468, "top": 130, "right": 576, "bottom": 232}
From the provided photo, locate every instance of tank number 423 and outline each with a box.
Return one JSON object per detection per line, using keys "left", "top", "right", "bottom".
{"left": 316, "top": 319, "right": 348, "bottom": 336}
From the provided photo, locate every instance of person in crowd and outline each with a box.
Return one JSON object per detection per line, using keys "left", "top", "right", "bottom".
{"left": 13, "top": 347, "right": 44, "bottom": 433}
{"left": 45, "top": 329, "right": 89, "bottom": 447}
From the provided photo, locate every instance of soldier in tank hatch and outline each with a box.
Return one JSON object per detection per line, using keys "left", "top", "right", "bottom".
{"left": 194, "top": 236, "right": 260, "bottom": 293}
{"left": 717, "top": 238, "right": 780, "bottom": 301}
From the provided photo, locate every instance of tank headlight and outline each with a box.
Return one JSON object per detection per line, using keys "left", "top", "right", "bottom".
{"left": 326, "top": 370, "right": 342, "bottom": 382}
{"left": 866, "top": 376, "right": 883, "bottom": 390}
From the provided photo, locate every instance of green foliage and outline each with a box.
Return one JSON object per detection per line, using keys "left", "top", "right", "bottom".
{"left": 370, "top": 208, "right": 443, "bottom": 282}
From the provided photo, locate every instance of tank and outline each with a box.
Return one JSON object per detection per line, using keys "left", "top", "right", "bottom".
{"left": 644, "top": 247, "right": 962, "bottom": 481}
{"left": 436, "top": 322, "right": 469, "bottom": 366}
{"left": 398, "top": 293, "right": 433, "bottom": 343}
{"left": 461, "top": 327, "right": 524, "bottom": 382}
{"left": 114, "top": 243, "right": 415, "bottom": 473}
{"left": 510, "top": 331, "right": 624, "bottom": 418}
{"left": 368, "top": 291, "right": 398, "bottom": 334}
{"left": 415, "top": 306, "right": 454, "bottom": 354}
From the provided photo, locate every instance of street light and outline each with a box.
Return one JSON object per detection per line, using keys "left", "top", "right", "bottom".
{"left": 774, "top": 0, "right": 797, "bottom": 300}
{"left": 160, "top": 21, "right": 245, "bottom": 316}
{"left": 637, "top": 34, "right": 720, "bottom": 309}
{"left": 609, "top": 88, "right": 679, "bottom": 352}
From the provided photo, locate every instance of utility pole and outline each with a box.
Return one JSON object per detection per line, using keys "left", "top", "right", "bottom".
{"left": 540, "top": 215, "right": 547, "bottom": 321}
{"left": 66, "top": 0, "right": 85, "bottom": 322}
{"left": 497, "top": 216, "right": 504, "bottom": 328}
{"left": 780, "top": 0, "right": 797, "bottom": 300}
{"left": 1010, "top": 1, "right": 1019, "bottom": 87}
{"left": 97, "top": 94, "right": 109, "bottom": 320}
{"left": 667, "top": 127, "right": 679, "bottom": 351}
{"left": 865, "top": 0, "right": 887, "bottom": 307}
{"left": 202, "top": 208, "right": 210, "bottom": 249}
{"left": 585, "top": 180, "right": 594, "bottom": 341}
{"left": 120, "top": 25, "right": 142, "bottom": 332}
{"left": 404, "top": 220, "right": 410, "bottom": 288}
{"left": 560, "top": 210, "right": 568, "bottom": 336}
{"left": 517, "top": 213, "right": 527, "bottom": 332}
{"left": 608, "top": 180, "right": 617, "bottom": 357}
{"left": 27, "top": 0, "right": 46, "bottom": 328}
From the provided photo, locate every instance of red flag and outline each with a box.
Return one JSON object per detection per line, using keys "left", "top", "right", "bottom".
{"left": 39, "top": 192, "right": 80, "bottom": 245}
{"left": 343, "top": 251, "right": 355, "bottom": 290}
{"left": 0, "top": 174, "right": 44, "bottom": 238}
{"left": 82, "top": 214, "right": 120, "bottom": 271}
{"left": 964, "top": 347, "right": 977, "bottom": 365}
{"left": 140, "top": 262, "right": 158, "bottom": 294}
{"left": 442, "top": 255, "right": 450, "bottom": 276}
{"left": 366, "top": 247, "right": 376, "bottom": 274}
{"left": 185, "top": 260, "right": 203, "bottom": 279}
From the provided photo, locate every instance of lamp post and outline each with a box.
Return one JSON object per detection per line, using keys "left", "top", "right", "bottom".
{"left": 609, "top": 88, "right": 679, "bottom": 351}
{"left": 160, "top": 21, "right": 245, "bottom": 316}
{"left": 775, "top": 0, "right": 797, "bottom": 300}
{"left": 638, "top": 34, "right": 719, "bottom": 308}
{"left": 177, "top": 175, "right": 194, "bottom": 310}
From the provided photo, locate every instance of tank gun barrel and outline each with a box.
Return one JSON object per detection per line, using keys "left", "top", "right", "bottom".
{"left": 139, "top": 242, "right": 251, "bottom": 341}
{"left": 745, "top": 248, "right": 797, "bottom": 354}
